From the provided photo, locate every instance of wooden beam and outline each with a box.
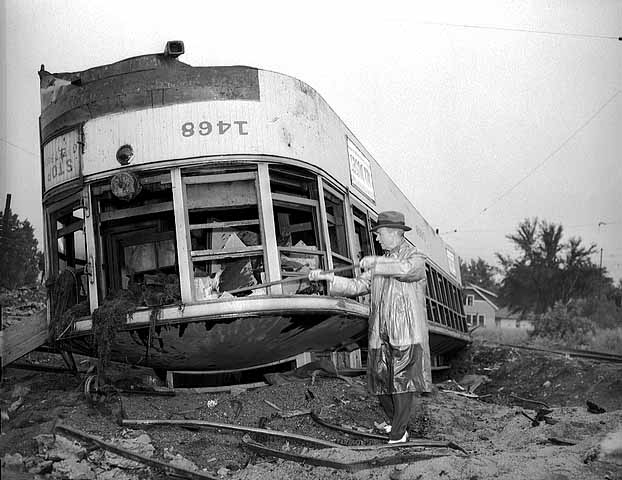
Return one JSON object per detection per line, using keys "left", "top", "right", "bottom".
{"left": 277, "top": 247, "right": 324, "bottom": 256}
{"left": 99, "top": 202, "right": 173, "bottom": 222}
{"left": 0, "top": 311, "right": 48, "bottom": 368}
{"left": 190, "top": 246, "right": 263, "bottom": 262}
{"left": 171, "top": 168, "right": 193, "bottom": 304}
{"left": 317, "top": 178, "right": 333, "bottom": 270}
{"left": 272, "top": 193, "right": 319, "bottom": 207}
{"left": 256, "top": 164, "right": 281, "bottom": 293}
{"left": 183, "top": 172, "right": 255, "bottom": 184}
{"left": 189, "top": 219, "right": 259, "bottom": 231}
{"left": 84, "top": 186, "right": 99, "bottom": 313}
{"left": 56, "top": 220, "right": 83, "bottom": 239}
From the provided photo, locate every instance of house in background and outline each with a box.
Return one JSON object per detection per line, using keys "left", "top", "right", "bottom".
{"left": 463, "top": 284, "right": 533, "bottom": 330}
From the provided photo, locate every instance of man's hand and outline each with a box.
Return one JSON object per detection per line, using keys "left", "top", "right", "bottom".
{"left": 308, "top": 270, "right": 334, "bottom": 282}
{"left": 359, "top": 256, "right": 378, "bottom": 271}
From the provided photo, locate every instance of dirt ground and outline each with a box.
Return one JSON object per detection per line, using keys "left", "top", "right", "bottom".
{"left": 1, "top": 340, "right": 622, "bottom": 480}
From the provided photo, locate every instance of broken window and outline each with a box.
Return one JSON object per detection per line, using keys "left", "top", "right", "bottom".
{"left": 46, "top": 193, "right": 89, "bottom": 307}
{"left": 323, "top": 186, "right": 352, "bottom": 275}
{"left": 184, "top": 170, "right": 264, "bottom": 299}
{"left": 352, "top": 207, "right": 373, "bottom": 262}
{"left": 424, "top": 264, "right": 467, "bottom": 332}
{"left": 270, "top": 167, "right": 325, "bottom": 294}
{"left": 93, "top": 171, "right": 180, "bottom": 305}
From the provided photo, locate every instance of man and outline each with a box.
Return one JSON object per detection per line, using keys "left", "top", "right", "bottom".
{"left": 308, "top": 210, "right": 431, "bottom": 443}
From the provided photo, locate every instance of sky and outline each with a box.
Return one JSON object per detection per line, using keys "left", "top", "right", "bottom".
{"left": 1, "top": 0, "right": 621, "bottom": 281}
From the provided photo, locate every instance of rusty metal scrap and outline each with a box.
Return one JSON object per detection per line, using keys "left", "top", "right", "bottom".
{"left": 121, "top": 418, "right": 342, "bottom": 449}
{"left": 55, "top": 423, "right": 218, "bottom": 480}
{"left": 310, "top": 411, "right": 468, "bottom": 454}
{"left": 311, "top": 410, "right": 388, "bottom": 440}
{"left": 240, "top": 435, "right": 444, "bottom": 472}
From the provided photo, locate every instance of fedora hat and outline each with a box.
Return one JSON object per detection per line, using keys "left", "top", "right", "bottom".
{"left": 371, "top": 211, "right": 411, "bottom": 232}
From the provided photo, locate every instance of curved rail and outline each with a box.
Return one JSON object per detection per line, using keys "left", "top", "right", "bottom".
{"left": 483, "top": 341, "right": 622, "bottom": 364}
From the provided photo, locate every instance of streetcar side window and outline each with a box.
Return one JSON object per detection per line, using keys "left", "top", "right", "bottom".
{"left": 46, "top": 196, "right": 89, "bottom": 308}
{"left": 323, "top": 187, "right": 351, "bottom": 275}
{"left": 269, "top": 166, "right": 325, "bottom": 295}
{"left": 424, "top": 263, "right": 467, "bottom": 333}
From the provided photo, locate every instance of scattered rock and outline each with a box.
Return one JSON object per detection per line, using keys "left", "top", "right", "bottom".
{"left": 25, "top": 457, "right": 54, "bottom": 474}
{"left": 8, "top": 397, "right": 23, "bottom": 413}
{"left": 600, "top": 428, "right": 622, "bottom": 465}
{"left": 11, "top": 385, "right": 31, "bottom": 398}
{"left": 582, "top": 445, "right": 600, "bottom": 464}
{"left": 1, "top": 452, "right": 24, "bottom": 472}
{"left": 103, "top": 433, "right": 154, "bottom": 469}
{"left": 45, "top": 434, "right": 87, "bottom": 461}
{"left": 543, "top": 381, "right": 551, "bottom": 388}
{"left": 96, "top": 467, "right": 141, "bottom": 480}
{"left": 168, "top": 453, "right": 199, "bottom": 471}
{"left": 217, "top": 466, "right": 231, "bottom": 476}
{"left": 52, "top": 457, "right": 96, "bottom": 479}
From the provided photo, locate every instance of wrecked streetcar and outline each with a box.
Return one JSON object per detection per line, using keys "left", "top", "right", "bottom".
{"left": 39, "top": 41, "right": 469, "bottom": 373}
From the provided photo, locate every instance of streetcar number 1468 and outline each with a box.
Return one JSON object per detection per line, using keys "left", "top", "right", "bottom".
{"left": 181, "top": 120, "right": 249, "bottom": 137}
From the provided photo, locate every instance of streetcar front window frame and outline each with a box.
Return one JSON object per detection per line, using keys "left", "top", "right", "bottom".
{"left": 181, "top": 168, "right": 266, "bottom": 300}
{"left": 91, "top": 170, "right": 180, "bottom": 305}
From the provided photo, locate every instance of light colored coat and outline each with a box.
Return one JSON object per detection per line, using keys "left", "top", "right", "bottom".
{"left": 330, "top": 239, "right": 432, "bottom": 394}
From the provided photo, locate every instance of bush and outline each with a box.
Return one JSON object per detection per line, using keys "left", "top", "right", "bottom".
{"left": 530, "top": 301, "right": 596, "bottom": 346}
{"left": 584, "top": 327, "right": 622, "bottom": 356}
{"left": 576, "top": 297, "right": 622, "bottom": 330}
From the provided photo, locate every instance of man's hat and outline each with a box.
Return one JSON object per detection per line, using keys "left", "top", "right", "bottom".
{"left": 371, "top": 211, "right": 411, "bottom": 232}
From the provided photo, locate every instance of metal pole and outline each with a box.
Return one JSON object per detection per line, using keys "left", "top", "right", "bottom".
{"left": 598, "top": 247, "right": 603, "bottom": 299}
{"left": 1, "top": 193, "right": 11, "bottom": 239}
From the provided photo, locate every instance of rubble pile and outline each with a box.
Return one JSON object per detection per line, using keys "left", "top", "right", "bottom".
{"left": 1, "top": 345, "right": 622, "bottom": 479}
{"left": 0, "top": 285, "right": 46, "bottom": 328}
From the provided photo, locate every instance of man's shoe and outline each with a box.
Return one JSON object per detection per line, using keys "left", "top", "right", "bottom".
{"left": 388, "top": 431, "right": 409, "bottom": 444}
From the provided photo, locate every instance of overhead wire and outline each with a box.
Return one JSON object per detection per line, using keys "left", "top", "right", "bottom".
{"left": 421, "top": 21, "right": 621, "bottom": 41}
{"left": 443, "top": 90, "right": 622, "bottom": 235}
{"left": 0, "top": 137, "right": 39, "bottom": 158}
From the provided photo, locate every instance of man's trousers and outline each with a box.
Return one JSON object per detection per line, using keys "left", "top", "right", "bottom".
{"left": 378, "top": 392, "right": 414, "bottom": 440}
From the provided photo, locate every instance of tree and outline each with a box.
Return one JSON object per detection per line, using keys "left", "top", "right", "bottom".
{"left": 496, "top": 218, "right": 609, "bottom": 314}
{"left": 0, "top": 210, "right": 44, "bottom": 289}
{"left": 460, "top": 257, "right": 499, "bottom": 293}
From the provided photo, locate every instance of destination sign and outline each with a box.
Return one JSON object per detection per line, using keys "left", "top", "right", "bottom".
{"left": 43, "top": 129, "right": 81, "bottom": 191}
{"left": 347, "top": 138, "right": 375, "bottom": 201}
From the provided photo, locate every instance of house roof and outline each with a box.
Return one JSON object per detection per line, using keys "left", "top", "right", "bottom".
{"left": 465, "top": 284, "right": 499, "bottom": 311}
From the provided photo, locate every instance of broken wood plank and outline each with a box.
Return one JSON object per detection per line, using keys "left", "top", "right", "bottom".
{"left": 55, "top": 423, "right": 218, "bottom": 480}
{"left": 264, "top": 400, "right": 282, "bottom": 411}
{"left": 121, "top": 418, "right": 342, "bottom": 449}
{"left": 0, "top": 310, "right": 48, "bottom": 368}
{"left": 167, "top": 381, "right": 268, "bottom": 394}
{"left": 509, "top": 394, "right": 551, "bottom": 409}
{"left": 311, "top": 411, "right": 387, "bottom": 440}
{"left": 547, "top": 437, "right": 577, "bottom": 446}
{"left": 240, "top": 436, "right": 444, "bottom": 472}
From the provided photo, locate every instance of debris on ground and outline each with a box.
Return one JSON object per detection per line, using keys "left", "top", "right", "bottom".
{"left": 1, "top": 342, "right": 622, "bottom": 479}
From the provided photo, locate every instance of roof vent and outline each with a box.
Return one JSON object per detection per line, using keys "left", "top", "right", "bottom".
{"left": 164, "top": 40, "right": 184, "bottom": 58}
